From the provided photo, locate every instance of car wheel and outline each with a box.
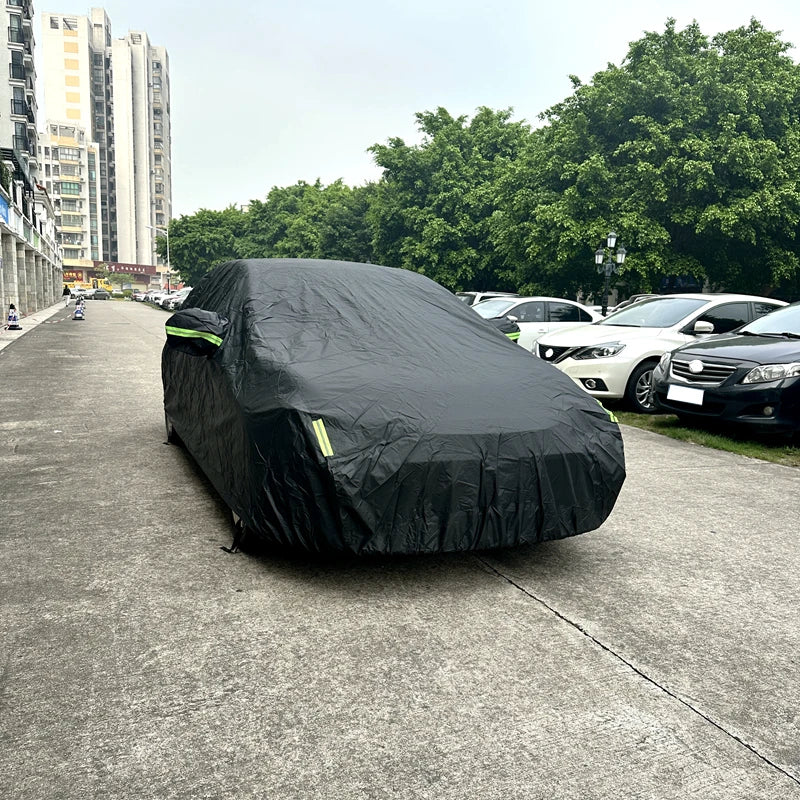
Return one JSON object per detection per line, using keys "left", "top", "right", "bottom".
{"left": 625, "top": 360, "right": 659, "bottom": 414}
{"left": 165, "top": 413, "right": 183, "bottom": 446}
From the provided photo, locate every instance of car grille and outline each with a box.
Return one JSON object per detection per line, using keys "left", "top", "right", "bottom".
{"left": 536, "top": 343, "right": 573, "bottom": 363}
{"left": 670, "top": 357, "right": 737, "bottom": 386}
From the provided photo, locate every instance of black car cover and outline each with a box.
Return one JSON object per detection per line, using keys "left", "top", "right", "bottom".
{"left": 163, "top": 259, "right": 625, "bottom": 555}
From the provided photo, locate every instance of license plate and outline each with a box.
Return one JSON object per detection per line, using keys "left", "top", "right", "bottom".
{"left": 667, "top": 384, "right": 704, "bottom": 406}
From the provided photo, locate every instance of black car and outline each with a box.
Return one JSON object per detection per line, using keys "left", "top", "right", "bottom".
{"left": 652, "top": 303, "right": 800, "bottom": 433}
{"left": 162, "top": 258, "right": 626, "bottom": 555}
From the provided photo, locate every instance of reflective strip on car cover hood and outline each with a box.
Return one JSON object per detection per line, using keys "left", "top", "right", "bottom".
{"left": 312, "top": 418, "right": 334, "bottom": 457}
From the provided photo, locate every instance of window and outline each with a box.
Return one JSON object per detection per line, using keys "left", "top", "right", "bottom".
{"left": 62, "top": 214, "right": 84, "bottom": 226}
{"left": 50, "top": 16, "right": 60, "bottom": 28}
{"left": 511, "top": 301, "right": 545, "bottom": 323}
{"left": 753, "top": 302, "right": 781, "bottom": 319}
{"left": 60, "top": 181, "right": 81, "bottom": 195}
{"left": 548, "top": 302, "right": 590, "bottom": 323}
{"left": 59, "top": 147, "right": 81, "bottom": 161}
{"left": 697, "top": 303, "right": 749, "bottom": 334}
{"left": 61, "top": 199, "right": 79, "bottom": 211}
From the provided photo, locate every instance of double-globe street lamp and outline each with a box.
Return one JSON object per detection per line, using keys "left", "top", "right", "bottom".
{"left": 146, "top": 223, "right": 171, "bottom": 291}
{"left": 594, "top": 231, "right": 627, "bottom": 316}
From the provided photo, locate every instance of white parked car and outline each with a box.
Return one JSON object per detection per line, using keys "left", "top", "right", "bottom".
{"left": 472, "top": 296, "right": 601, "bottom": 351}
{"left": 456, "top": 291, "right": 519, "bottom": 306}
{"left": 162, "top": 288, "right": 192, "bottom": 310}
{"left": 534, "top": 293, "right": 786, "bottom": 413}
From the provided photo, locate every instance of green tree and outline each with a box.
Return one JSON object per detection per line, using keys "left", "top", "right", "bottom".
{"left": 494, "top": 18, "right": 800, "bottom": 299}
{"left": 163, "top": 206, "right": 247, "bottom": 286}
{"left": 367, "top": 106, "right": 530, "bottom": 290}
{"left": 238, "top": 179, "right": 374, "bottom": 262}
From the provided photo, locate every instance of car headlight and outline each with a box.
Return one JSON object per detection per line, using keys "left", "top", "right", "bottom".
{"left": 658, "top": 351, "right": 672, "bottom": 371}
{"left": 742, "top": 362, "right": 800, "bottom": 384}
{"left": 572, "top": 342, "right": 626, "bottom": 360}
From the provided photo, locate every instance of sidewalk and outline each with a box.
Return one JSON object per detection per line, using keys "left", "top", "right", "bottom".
{"left": 0, "top": 299, "right": 74, "bottom": 352}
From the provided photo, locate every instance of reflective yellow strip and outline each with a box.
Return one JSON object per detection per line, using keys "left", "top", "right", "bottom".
{"left": 506, "top": 332, "right": 520, "bottom": 341}
{"left": 165, "top": 325, "right": 223, "bottom": 347}
{"left": 312, "top": 418, "right": 334, "bottom": 457}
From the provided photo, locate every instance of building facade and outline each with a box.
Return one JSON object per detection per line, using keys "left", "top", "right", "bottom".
{"left": 41, "top": 8, "right": 172, "bottom": 269}
{"left": 38, "top": 121, "right": 102, "bottom": 270}
{"left": 0, "top": 1, "right": 62, "bottom": 313}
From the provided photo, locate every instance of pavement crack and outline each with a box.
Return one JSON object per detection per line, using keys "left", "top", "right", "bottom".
{"left": 476, "top": 556, "right": 800, "bottom": 788}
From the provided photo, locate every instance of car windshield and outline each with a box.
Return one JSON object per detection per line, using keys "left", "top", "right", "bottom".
{"left": 599, "top": 297, "right": 708, "bottom": 328}
{"left": 739, "top": 303, "right": 800, "bottom": 336}
{"left": 472, "top": 298, "right": 517, "bottom": 318}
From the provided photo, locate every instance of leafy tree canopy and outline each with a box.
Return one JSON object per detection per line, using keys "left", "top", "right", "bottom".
{"left": 164, "top": 19, "right": 800, "bottom": 301}
{"left": 493, "top": 18, "right": 800, "bottom": 299}
{"left": 368, "top": 106, "right": 530, "bottom": 290}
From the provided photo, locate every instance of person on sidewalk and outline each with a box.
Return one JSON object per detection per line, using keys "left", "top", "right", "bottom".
{"left": 63, "top": 285, "right": 70, "bottom": 306}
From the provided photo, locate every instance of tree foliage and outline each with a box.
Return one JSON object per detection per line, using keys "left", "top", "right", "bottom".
{"left": 165, "top": 19, "right": 800, "bottom": 300}
{"left": 367, "top": 107, "right": 529, "bottom": 290}
{"left": 493, "top": 18, "right": 800, "bottom": 299}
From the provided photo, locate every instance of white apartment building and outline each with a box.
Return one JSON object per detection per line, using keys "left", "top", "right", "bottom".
{"left": 38, "top": 121, "right": 102, "bottom": 269}
{"left": 0, "top": 0, "right": 62, "bottom": 313}
{"left": 41, "top": 8, "right": 172, "bottom": 267}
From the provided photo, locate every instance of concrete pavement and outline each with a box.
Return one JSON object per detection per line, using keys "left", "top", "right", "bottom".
{"left": 1, "top": 300, "right": 798, "bottom": 799}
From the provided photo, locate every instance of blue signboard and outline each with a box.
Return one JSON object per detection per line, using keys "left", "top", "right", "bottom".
{"left": 0, "top": 195, "right": 8, "bottom": 224}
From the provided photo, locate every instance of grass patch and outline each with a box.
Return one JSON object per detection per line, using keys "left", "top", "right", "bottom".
{"left": 614, "top": 410, "right": 800, "bottom": 468}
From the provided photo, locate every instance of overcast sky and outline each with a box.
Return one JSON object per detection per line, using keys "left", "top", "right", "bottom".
{"left": 37, "top": 1, "right": 800, "bottom": 218}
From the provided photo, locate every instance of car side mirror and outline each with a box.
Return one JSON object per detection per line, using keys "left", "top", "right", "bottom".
{"left": 165, "top": 308, "right": 229, "bottom": 357}
{"left": 507, "top": 315, "right": 519, "bottom": 322}
{"left": 693, "top": 320, "right": 715, "bottom": 334}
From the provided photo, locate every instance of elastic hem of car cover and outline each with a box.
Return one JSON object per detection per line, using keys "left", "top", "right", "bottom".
{"left": 312, "top": 418, "right": 334, "bottom": 457}
{"left": 596, "top": 398, "right": 618, "bottom": 422}
{"left": 506, "top": 332, "right": 521, "bottom": 341}
{"left": 165, "top": 325, "right": 223, "bottom": 347}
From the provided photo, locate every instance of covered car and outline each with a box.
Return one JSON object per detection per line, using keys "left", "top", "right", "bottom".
{"left": 162, "top": 259, "right": 625, "bottom": 555}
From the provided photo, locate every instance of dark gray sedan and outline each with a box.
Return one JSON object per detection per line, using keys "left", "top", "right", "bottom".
{"left": 652, "top": 303, "right": 800, "bottom": 434}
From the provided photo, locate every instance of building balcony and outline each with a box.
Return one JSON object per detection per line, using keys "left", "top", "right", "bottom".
{"left": 8, "top": 28, "right": 24, "bottom": 44}
{"left": 9, "top": 63, "right": 25, "bottom": 80}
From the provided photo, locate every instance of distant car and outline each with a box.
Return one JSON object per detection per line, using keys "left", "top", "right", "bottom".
{"left": 92, "top": 289, "right": 110, "bottom": 300}
{"left": 535, "top": 294, "right": 786, "bottom": 413}
{"left": 651, "top": 302, "right": 800, "bottom": 434}
{"left": 163, "top": 288, "right": 192, "bottom": 311}
{"left": 472, "top": 296, "right": 601, "bottom": 351}
{"left": 163, "top": 258, "right": 626, "bottom": 555}
{"left": 70, "top": 287, "right": 88, "bottom": 299}
{"left": 455, "top": 291, "right": 519, "bottom": 306}
{"left": 608, "top": 293, "right": 660, "bottom": 313}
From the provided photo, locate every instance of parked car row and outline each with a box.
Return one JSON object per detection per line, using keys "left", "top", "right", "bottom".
{"left": 471, "top": 289, "right": 798, "bottom": 433}
{"left": 135, "top": 287, "right": 193, "bottom": 310}
{"left": 69, "top": 287, "right": 110, "bottom": 300}
{"left": 534, "top": 294, "right": 785, "bottom": 413}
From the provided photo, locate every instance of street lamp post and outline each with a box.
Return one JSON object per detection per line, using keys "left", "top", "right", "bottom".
{"left": 146, "top": 224, "right": 171, "bottom": 291}
{"left": 594, "top": 231, "right": 627, "bottom": 316}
